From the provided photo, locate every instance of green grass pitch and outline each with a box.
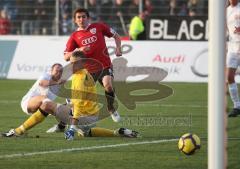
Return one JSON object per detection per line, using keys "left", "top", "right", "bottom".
{"left": 0, "top": 80, "right": 239, "bottom": 169}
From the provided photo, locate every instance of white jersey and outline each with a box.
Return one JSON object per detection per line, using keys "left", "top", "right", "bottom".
{"left": 22, "top": 72, "right": 60, "bottom": 101}
{"left": 227, "top": 2, "right": 240, "bottom": 53}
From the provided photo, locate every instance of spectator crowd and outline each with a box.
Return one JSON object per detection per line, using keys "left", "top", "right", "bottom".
{"left": 0, "top": 0, "right": 208, "bottom": 36}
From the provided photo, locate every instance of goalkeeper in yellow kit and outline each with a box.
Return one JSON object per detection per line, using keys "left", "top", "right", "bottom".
{"left": 64, "top": 51, "right": 138, "bottom": 140}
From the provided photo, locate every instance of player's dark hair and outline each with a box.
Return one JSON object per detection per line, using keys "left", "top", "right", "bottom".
{"left": 72, "top": 51, "right": 86, "bottom": 59}
{"left": 73, "top": 8, "right": 90, "bottom": 19}
{"left": 51, "top": 63, "right": 62, "bottom": 70}
{"left": 71, "top": 51, "right": 86, "bottom": 72}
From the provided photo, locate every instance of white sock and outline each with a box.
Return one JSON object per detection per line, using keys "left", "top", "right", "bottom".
{"left": 228, "top": 83, "right": 240, "bottom": 108}
{"left": 55, "top": 104, "right": 71, "bottom": 124}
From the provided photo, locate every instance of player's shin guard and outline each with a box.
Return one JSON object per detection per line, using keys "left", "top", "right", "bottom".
{"left": 105, "top": 91, "right": 115, "bottom": 112}
{"left": 15, "top": 109, "right": 47, "bottom": 135}
{"left": 89, "top": 127, "right": 115, "bottom": 137}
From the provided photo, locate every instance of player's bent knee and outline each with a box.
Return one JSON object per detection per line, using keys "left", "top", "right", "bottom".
{"left": 39, "top": 102, "right": 48, "bottom": 112}
{"left": 104, "top": 85, "right": 113, "bottom": 93}
{"left": 39, "top": 108, "right": 49, "bottom": 117}
{"left": 40, "top": 101, "right": 54, "bottom": 114}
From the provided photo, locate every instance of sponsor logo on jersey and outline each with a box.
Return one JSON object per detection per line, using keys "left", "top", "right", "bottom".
{"left": 81, "top": 36, "right": 97, "bottom": 45}
{"left": 90, "top": 28, "right": 96, "bottom": 34}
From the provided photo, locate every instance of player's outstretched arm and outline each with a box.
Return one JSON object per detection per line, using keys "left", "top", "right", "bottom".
{"left": 39, "top": 79, "right": 66, "bottom": 87}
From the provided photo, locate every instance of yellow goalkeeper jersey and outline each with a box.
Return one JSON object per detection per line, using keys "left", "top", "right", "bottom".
{"left": 71, "top": 69, "right": 99, "bottom": 118}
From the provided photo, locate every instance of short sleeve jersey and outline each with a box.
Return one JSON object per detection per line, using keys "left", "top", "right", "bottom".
{"left": 227, "top": 3, "right": 240, "bottom": 52}
{"left": 65, "top": 23, "right": 116, "bottom": 73}
{"left": 227, "top": 3, "right": 240, "bottom": 42}
{"left": 23, "top": 72, "right": 59, "bottom": 101}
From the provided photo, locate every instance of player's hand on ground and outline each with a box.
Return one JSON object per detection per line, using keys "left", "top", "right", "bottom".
{"left": 115, "top": 47, "right": 122, "bottom": 57}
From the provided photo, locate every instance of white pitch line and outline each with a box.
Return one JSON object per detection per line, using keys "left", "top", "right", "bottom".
{"left": 0, "top": 139, "right": 177, "bottom": 159}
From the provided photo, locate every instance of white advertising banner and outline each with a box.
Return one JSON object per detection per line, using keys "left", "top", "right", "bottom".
{"left": 0, "top": 36, "right": 208, "bottom": 82}
{"left": 1, "top": 36, "right": 68, "bottom": 79}
{"left": 111, "top": 41, "right": 208, "bottom": 82}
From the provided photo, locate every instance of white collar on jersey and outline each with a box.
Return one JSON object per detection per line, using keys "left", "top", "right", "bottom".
{"left": 77, "top": 23, "right": 91, "bottom": 31}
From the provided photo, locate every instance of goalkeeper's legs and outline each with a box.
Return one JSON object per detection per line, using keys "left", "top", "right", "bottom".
{"left": 88, "top": 127, "right": 139, "bottom": 138}
{"left": 64, "top": 114, "right": 139, "bottom": 139}
{"left": 89, "top": 127, "right": 116, "bottom": 137}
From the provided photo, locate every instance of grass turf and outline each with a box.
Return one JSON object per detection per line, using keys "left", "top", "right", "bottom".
{"left": 0, "top": 80, "right": 239, "bottom": 169}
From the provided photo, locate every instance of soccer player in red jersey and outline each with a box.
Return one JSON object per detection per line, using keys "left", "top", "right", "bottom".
{"left": 64, "top": 8, "right": 122, "bottom": 122}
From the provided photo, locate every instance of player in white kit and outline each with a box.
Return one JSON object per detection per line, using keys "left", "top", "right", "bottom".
{"left": 2, "top": 63, "right": 67, "bottom": 136}
{"left": 227, "top": 0, "right": 240, "bottom": 117}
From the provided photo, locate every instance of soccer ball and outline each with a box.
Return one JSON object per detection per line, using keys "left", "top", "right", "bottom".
{"left": 178, "top": 133, "right": 201, "bottom": 155}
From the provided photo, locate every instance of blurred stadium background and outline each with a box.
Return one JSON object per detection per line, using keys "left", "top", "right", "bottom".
{"left": 0, "top": 1, "right": 239, "bottom": 169}
{"left": 0, "top": 0, "right": 208, "bottom": 36}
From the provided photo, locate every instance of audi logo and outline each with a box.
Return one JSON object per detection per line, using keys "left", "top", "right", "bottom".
{"left": 82, "top": 36, "right": 97, "bottom": 45}
{"left": 107, "top": 44, "right": 133, "bottom": 56}
{"left": 191, "top": 48, "right": 208, "bottom": 77}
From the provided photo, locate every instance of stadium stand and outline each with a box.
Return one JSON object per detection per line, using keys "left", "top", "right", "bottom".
{"left": 0, "top": 0, "right": 208, "bottom": 36}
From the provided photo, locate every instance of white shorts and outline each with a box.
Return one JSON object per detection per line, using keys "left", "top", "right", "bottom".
{"left": 20, "top": 95, "right": 31, "bottom": 115}
{"left": 226, "top": 52, "right": 240, "bottom": 69}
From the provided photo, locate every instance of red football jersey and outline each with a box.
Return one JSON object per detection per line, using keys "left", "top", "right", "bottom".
{"left": 65, "top": 23, "right": 115, "bottom": 73}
